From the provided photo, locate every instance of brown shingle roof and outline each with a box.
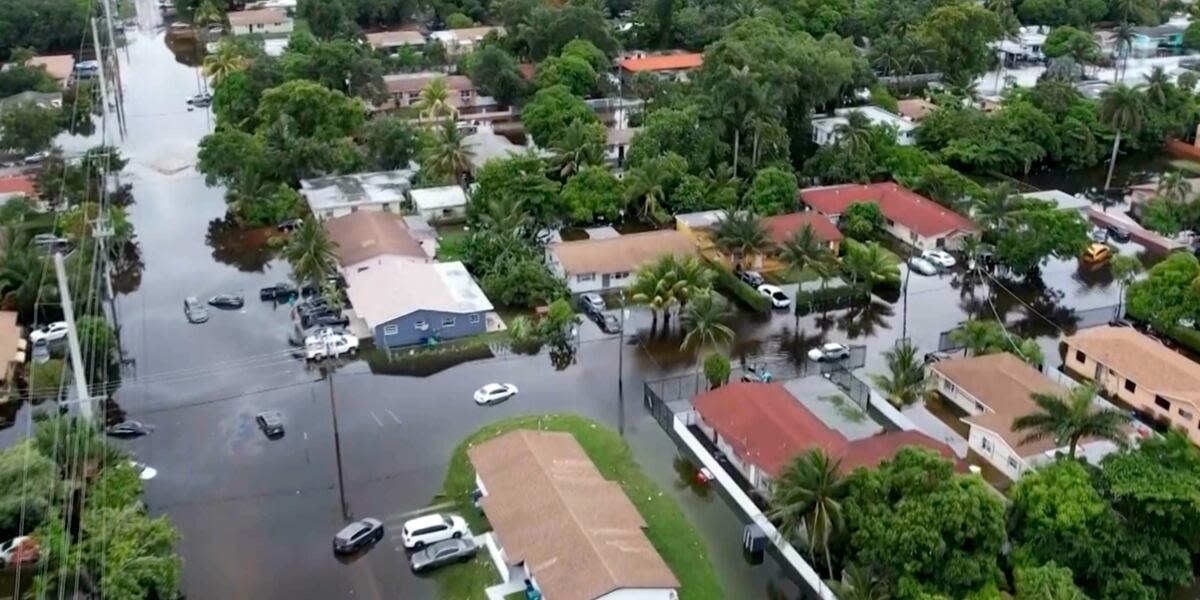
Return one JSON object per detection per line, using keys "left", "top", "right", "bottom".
{"left": 931, "top": 353, "right": 1068, "bottom": 457}
{"left": 324, "top": 211, "right": 426, "bottom": 267}
{"left": 468, "top": 430, "right": 680, "bottom": 600}
{"left": 549, "top": 230, "right": 697, "bottom": 276}
{"left": 227, "top": 8, "right": 288, "bottom": 27}
{"left": 383, "top": 72, "right": 474, "bottom": 95}
{"left": 365, "top": 29, "right": 426, "bottom": 49}
{"left": 1065, "top": 326, "right": 1200, "bottom": 405}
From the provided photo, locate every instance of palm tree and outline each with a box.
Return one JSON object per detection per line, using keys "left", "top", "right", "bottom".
{"left": 713, "top": 65, "right": 755, "bottom": 178}
{"left": 202, "top": 42, "right": 248, "bottom": 86}
{"left": 624, "top": 162, "right": 672, "bottom": 223}
{"left": 1110, "top": 254, "right": 1143, "bottom": 317}
{"left": 548, "top": 119, "right": 603, "bottom": 179}
{"left": 1143, "top": 66, "right": 1172, "bottom": 108}
{"left": 768, "top": 448, "right": 848, "bottom": 579}
{"left": 840, "top": 242, "right": 899, "bottom": 292}
{"left": 948, "top": 318, "right": 1003, "bottom": 356}
{"left": 1100, "top": 84, "right": 1146, "bottom": 192}
{"left": 0, "top": 234, "right": 55, "bottom": 322}
{"left": 629, "top": 255, "right": 712, "bottom": 331}
{"left": 778, "top": 224, "right": 828, "bottom": 278}
{"left": 870, "top": 340, "right": 925, "bottom": 407}
{"left": 713, "top": 211, "right": 771, "bottom": 270}
{"left": 835, "top": 111, "right": 875, "bottom": 160}
{"left": 1156, "top": 170, "right": 1192, "bottom": 203}
{"left": 1114, "top": 22, "right": 1135, "bottom": 82}
{"left": 284, "top": 217, "right": 339, "bottom": 288}
{"left": 193, "top": 0, "right": 224, "bottom": 27}
{"left": 414, "top": 77, "right": 458, "bottom": 122}
{"left": 827, "top": 563, "right": 890, "bottom": 600}
{"left": 681, "top": 295, "right": 734, "bottom": 388}
{"left": 1013, "top": 337, "right": 1044, "bottom": 367}
{"left": 973, "top": 183, "right": 1023, "bottom": 231}
{"left": 1012, "top": 383, "right": 1128, "bottom": 458}
{"left": 422, "top": 120, "right": 475, "bottom": 185}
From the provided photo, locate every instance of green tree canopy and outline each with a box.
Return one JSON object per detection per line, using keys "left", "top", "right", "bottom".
{"left": 473, "top": 152, "right": 563, "bottom": 230}
{"left": 745, "top": 167, "right": 798, "bottom": 216}
{"left": 520, "top": 84, "right": 597, "bottom": 147}
{"left": 562, "top": 166, "right": 625, "bottom": 224}
{"left": 1125, "top": 251, "right": 1200, "bottom": 331}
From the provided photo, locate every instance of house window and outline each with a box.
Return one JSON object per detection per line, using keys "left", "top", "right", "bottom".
{"left": 614, "top": 271, "right": 630, "bottom": 279}
{"left": 468, "top": 313, "right": 481, "bottom": 324}
{"left": 1075, "top": 350, "right": 1086, "bottom": 363}
{"left": 1180, "top": 408, "right": 1194, "bottom": 421}
{"left": 383, "top": 324, "right": 399, "bottom": 335}
{"left": 1007, "top": 456, "right": 1020, "bottom": 470}
{"left": 1155, "top": 396, "right": 1172, "bottom": 411}
{"left": 980, "top": 436, "right": 995, "bottom": 453}
{"left": 941, "top": 379, "right": 957, "bottom": 395}
{"left": 442, "top": 316, "right": 456, "bottom": 327}
{"left": 974, "top": 401, "right": 986, "bottom": 412}
{"left": 577, "top": 273, "right": 595, "bottom": 282}
{"left": 459, "top": 90, "right": 472, "bottom": 102}
{"left": 442, "top": 208, "right": 454, "bottom": 217}
{"left": 1125, "top": 379, "right": 1137, "bottom": 393}
{"left": 414, "top": 319, "right": 428, "bottom": 330}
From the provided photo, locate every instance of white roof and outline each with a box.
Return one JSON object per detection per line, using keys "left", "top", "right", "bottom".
{"left": 463, "top": 129, "right": 524, "bottom": 172}
{"left": 675, "top": 210, "right": 727, "bottom": 230}
{"left": 824, "top": 106, "right": 916, "bottom": 132}
{"left": 1020, "top": 190, "right": 1092, "bottom": 211}
{"left": 344, "top": 257, "right": 493, "bottom": 326}
{"left": 411, "top": 185, "right": 468, "bottom": 211}
{"left": 300, "top": 169, "right": 415, "bottom": 213}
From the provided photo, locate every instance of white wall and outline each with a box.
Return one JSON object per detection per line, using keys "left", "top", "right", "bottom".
{"left": 317, "top": 201, "right": 404, "bottom": 220}
{"left": 564, "top": 270, "right": 634, "bottom": 294}
{"left": 929, "top": 371, "right": 988, "bottom": 415}
{"left": 967, "top": 425, "right": 1026, "bottom": 481}
{"left": 232, "top": 20, "right": 293, "bottom": 36}
{"left": 692, "top": 418, "right": 767, "bottom": 490}
{"left": 417, "top": 205, "right": 466, "bottom": 223}
{"left": 598, "top": 588, "right": 679, "bottom": 600}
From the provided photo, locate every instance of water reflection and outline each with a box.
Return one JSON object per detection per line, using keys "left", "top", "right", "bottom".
{"left": 672, "top": 455, "right": 713, "bottom": 501}
{"left": 836, "top": 300, "right": 894, "bottom": 339}
{"left": 111, "top": 239, "right": 144, "bottom": 295}
{"left": 205, "top": 218, "right": 278, "bottom": 272}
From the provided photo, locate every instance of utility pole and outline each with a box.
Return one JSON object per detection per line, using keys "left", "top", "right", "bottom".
{"left": 99, "top": 0, "right": 127, "bottom": 138}
{"left": 617, "top": 290, "right": 625, "bottom": 437}
{"left": 54, "top": 253, "right": 94, "bottom": 423}
{"left": 91, "top": 19, "right": 111, "bottom": 142}
{"left": 323, "top": 348, "right": 350, "bottom": 520}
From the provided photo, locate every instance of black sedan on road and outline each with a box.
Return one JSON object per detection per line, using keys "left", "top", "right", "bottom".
{"left": 208, "top": 294, "right": 244, "bottom": 309}
{"left": 587, "top": 310, "right": 621, "bottom": 334}
{"left": 410, "top": 538, "right": 477, "bottom": 572}
{"left": 260, "top": 283, "right": 298, "bottom": 302}
{"left": 105, "top": 421, "right": 154, "bottom": 438}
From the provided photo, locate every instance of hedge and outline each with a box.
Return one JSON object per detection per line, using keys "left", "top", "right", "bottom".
{"left": 709, "top": 263, "right": 772, "bottom": 314}
{"left": 795, "top": 282, "right": 871, "bottom": 314}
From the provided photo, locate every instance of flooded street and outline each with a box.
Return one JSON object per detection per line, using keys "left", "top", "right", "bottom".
{"left": 0, "top": 4, "right": 1177, "bottom": 599}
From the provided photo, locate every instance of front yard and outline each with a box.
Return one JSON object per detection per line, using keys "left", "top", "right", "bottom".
{"left": 431, "top": 414, "right": 725, "bottom": 600}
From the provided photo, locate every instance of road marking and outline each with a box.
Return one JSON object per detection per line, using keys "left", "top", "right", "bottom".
{"left": 384, "top": 409, "right": 401, "bottom": 424}
{"left": 369, "top": 411, "right": 384, "bottom": 427}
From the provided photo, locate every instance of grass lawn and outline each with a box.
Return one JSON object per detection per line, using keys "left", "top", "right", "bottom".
{"left": 436, "top": 225, "right": 469, "bottom": 262}
{"left": 765, "top": 267, "right": 818, "bottom": 285}
{"left": 431, "top": 414, "right": 724, "bottom": 600}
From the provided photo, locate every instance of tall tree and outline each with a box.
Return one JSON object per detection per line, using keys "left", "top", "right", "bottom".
{"left": 778, "top": 225, "right": 829, "bottom": 280}
{"left": 414, "top": 77, "right": 458, "bottom": 122}
{"left": 841, "top": 241, "right": 899, "bottom": 292}
{"left": 1100, "top": 84, "right": 1145, "bottom": 191}
{"left": 1111, "top": 253, "right": 1143, "bottom": 318}
{"left": 548, "top": 119, "right": 605, "bottom": 179}
{"left": 284, "top": 217, "right": 339, "bottom": 287}
{"left": 770, "top": 448, "right": 849, "bottom": 579}
{"left": 421, "top": 119, "right": 475, "bottom": 185}
{"left": 713, "top": 211, "right": 771, "bottom": 269}
{"left": 1012, "top": 383, "right": 1128, "bottom": 458}
{"left": 869, "top": 340, "right": 925, "bottom": 407}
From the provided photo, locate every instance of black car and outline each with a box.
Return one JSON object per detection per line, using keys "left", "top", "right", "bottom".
{"left": 1106, "top": 225, "right": 1132, "bottom": 243}
{"left": 208, "top": 294, "right": 245, "bottom": 309}
{"left": 303, "top": 313, "right": 349, "bottom": 328}
{"left": 105, "top": 421, "right": 154, "bottom": 438}
{"left": 589, "top": 311, "right": 621, "bottom": 334}
{"left": 333, "top": 518, "right": 384, "bottom": 555}
{"left": 260, "top": 283, "right": 298, "bottom": 302}
{"left": 737, "top": 270, "right": 765, "bottom": 287}
{"left": 255, "top": 411, "right": 284, "bottom": 437}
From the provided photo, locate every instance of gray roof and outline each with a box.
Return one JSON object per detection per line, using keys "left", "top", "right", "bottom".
{"left": 300, "top": 169, "right": 415, "bottom": 213}
{"left": 343, "top": 257, "right": 493, "bottom": 327}
{"left": 1020, "top": 190, "right": 1092, "bottom": 212}
{"left": 674, "top": 209, "right": 727, "bottom": 230}
{"left": 1131, "top": 24, "right": 1185, "bottom": 38}
{"left": 410, "top": 185, "right": 468, "bottom": 211}
{"left": 462, "top": 129, "right": 524, "bottom": 172}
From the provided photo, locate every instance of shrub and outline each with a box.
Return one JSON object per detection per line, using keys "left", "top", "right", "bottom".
{"left": 794, "top": 283, "right": 871, "bottom": 314}
{"left": 703, "top": 353, "right": 731, "bottom": 389}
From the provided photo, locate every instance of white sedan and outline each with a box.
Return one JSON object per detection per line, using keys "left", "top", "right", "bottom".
{"left": 807, "top": 342, "right": 851, "bottom": 362}
{"left": 29, "top": 322, "right": 68, "bottom": 345}
{"left": 756, "top": 284, "right": 791, "bottom": 309}
{"left": 473, "top": 383, "right": 518, "bottom": 405}
{"left": 129, "top": 461, "right": 157, "bottom": 481}
{"left": 907, "top": 256, "right": 938, "bottom": 276}
{"left": 922, "top": 249, "right": 956, "bottom": 269}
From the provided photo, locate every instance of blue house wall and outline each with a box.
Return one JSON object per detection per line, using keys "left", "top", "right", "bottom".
{"left": 374, "top": 309, "right": 488, "bottom": 347}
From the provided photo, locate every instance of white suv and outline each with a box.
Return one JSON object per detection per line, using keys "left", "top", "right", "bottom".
{"left": 401, "top": 514, "right": 468, "bottom": 549}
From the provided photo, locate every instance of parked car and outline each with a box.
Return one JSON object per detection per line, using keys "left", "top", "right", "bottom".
{"left": 276, "top": 218, "right": 302, "bottom": 232}
{"left": 907, "top": 256, "right": 938, "bottom": 276}
{"left": 921, "top": 249, "right": 956, "bottom": 269}
{"left": 29, "top": 322, "right": 68, "bottom": 344}
{"left": 741, "top": 364, "right": 773, "bottom": 383}
{"left": 289, "top": 325, "right": 346, "bottom": 347}
{"left": 0, "top": 536, "right": 39, "bottom": 566}
{"left": 255, "top": 411, "right": 284, "bottom": 438}
{"left": 304, "top": 333, "right": 359, "bottom": 360}
{"left": 738, "top": 270, "right": 765, "bottom": 287}
{"left": 410, "top": 538, "right": 477, "bottom": 572}
{"left": 1107, "top": 225, "right": 1132, "bottom": 243}
{"left": 578, "top": 293, "right": 605, "bottom": 313}
{"left": 808, "top": 342, "right": 851, "bottom": 362}
{"left": 22, "top": 151, "right": 48, "bottom": 165}
{"left": 1089, "top": 227, "right": 1109, "bottom": 243}
{"left": 186, "top": 93, "right": 212, "bottom": 107}
{"left": 401, "top": 514, "right": 468, "bottom": 549}
{"left": 333, "top": 518, "right": 384, "bottom": 555}
{"left": 260, "top": 283, "right": 298, "bottom": 301}
{"left": 302, "top": 312, "right": 349, "bottom": 328}
{"left": 473, "top": 383, "right": 518, "bottom": 405}
{"left": 105, "top": 420, "right": 153, "bottom": 438}
{"left": 756, "top": 284, "right": 791, "bottom": 309}
{"left": 31, "top": 234, "right": 71, "bottom": 253}
{"left": 591, "top": 312, "right": 621, "bottom": 334}
{"left": 184, "top": 297, "right": 208, "bottom": 323}
{"left": 208, "top": 294, "right": 244, "bottom": 309}
{"left": 128, "top": 461, "right": 157, "bottom": 480}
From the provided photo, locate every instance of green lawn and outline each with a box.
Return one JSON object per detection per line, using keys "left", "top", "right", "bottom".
{"left": 766, "top": 267, "right": 819, "bottom": 285}
{"left": 431, "top": 414, "right": 724, "bottom": 600}
{"left": 436, "top": 225, "right": 469, "bottom": 262}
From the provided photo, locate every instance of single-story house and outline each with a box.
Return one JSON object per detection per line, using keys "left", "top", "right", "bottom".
{"left": 1063, "top": 326, "right": 1200, "bottom": 447}
{"left": 547, "top": 230, "right": 698, "bottom": 294}
{"left": 300, "top": 169, "right": 415, "bottom": 219}
{"left": 14, "top": 55, "right": 75, "bottom": 87}
{"left": 382, "top": 72, "right": 478, "bottom": 111}
{"left": 679, "top": 209, "right": 843, "bottom": 271}
{"left": 324, "top": 210, "right": 430, "bottom": 270}
{"left": 410, "top": 185, "right": 468, "bottom": 223}
{"left": 928, "top": 352, "right": 1120, "bottom": 481}
{"left": 228, "top": 8, "right": 293, "bottom": 36}
{"left": 761, "top": 212, "right": 843, "bottom": 254}
{"left": 463, "top": 125, "right": 525, "bottom": 174}
{"left": 0, "top": 176, "right": 36, "bottom": 202}
{"left": 606, "top": 127, "right": 638, "bottom": 169}
{"left": 468, "top": 430, "right": 680, "bottom": 600}
{"left": 895, "top": 98, "right": 936, "bottom": 122}
{"left": 1019, "top": 189, "right": 1093, "bottom": 212}
{"left": 691, "top": 382, "right": 957, "bottom": 490}
{"left": 1129, "top": 24, "right": 1185, "bottom": 57}
{"left": 992, "top": 26, "right": 1048, "bottom": 66}
{"left": 0, "top": 91, "right": 62, "bottom": 116}
{"left": 800, "top": 182, "right": 977, "bottom": 250}
{"left": 617, "top": 52, "right": 703, "bottom": 82}
{"left": 811, "top": 106, "right": 916, "bottom": 147}
{"left": 343, "top": 257, "right": 492, "bottom": 347}
{"left": 0, "top": 311, "right": 25, "bottom": 402}
{"left": 429, "top": 26, "right": 505, "bottom": 55}
{"left": 365, "top": 29, "right": 426, "bottom": 52}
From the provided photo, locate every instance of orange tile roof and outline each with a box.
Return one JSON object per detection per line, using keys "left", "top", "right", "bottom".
{"left": 618, "top": 53, "right": 703, "bottom": 72}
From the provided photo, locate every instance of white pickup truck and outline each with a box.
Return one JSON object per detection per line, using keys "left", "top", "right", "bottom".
{"left": 304, "top": 333, "right": 359, "bottom": 361}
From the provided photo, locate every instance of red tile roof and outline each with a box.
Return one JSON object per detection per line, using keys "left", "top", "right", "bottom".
{"left": 799, "top": 182, "right": 976, "bottom": 239}
{"left": 618, "top": 53, "right": 703, "bottom": 73}
{"left": 0, "top": 176, "right": 35, "bottom": 197}
{"left": 761, "top": 212, "right": 843, "bottom": 245}
{"left": 693, "top": 382, "right": 959, "bottom": 477}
